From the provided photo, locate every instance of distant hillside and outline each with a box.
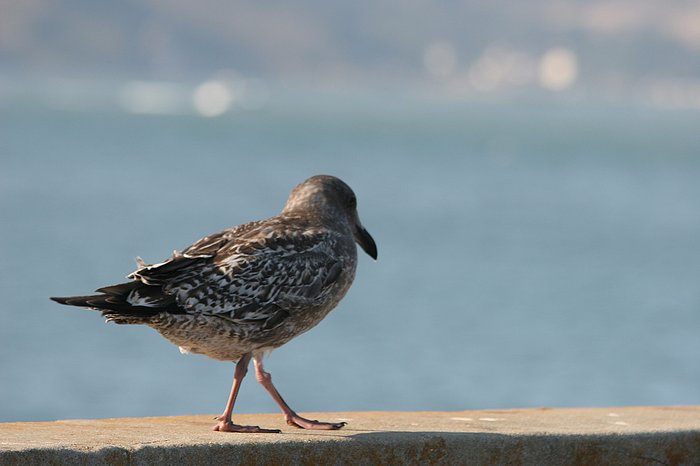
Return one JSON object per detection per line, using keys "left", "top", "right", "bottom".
{"left": 1, "top": 0, "right": 699, "bottom": 95}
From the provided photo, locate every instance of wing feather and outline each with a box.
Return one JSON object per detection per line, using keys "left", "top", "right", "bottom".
{"left": 125, "top": 220, "right": 345, "bottom": 333}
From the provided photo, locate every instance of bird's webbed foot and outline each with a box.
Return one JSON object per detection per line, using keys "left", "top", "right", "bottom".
{"left": 213, "top": 417, "right": 281, "bottom": 433}
{"left": 285, "top": 414, "right": 347, "bottom": 430}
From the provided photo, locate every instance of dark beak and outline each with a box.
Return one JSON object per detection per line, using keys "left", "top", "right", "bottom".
{"left": 355, "top": 226, "right": 378, "bottom": 260}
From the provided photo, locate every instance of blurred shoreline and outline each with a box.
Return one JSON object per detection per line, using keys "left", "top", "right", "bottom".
{"left": 3, "top": 75, "right": 700, "bottom": 120}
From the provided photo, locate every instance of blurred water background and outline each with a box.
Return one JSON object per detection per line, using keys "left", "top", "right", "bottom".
{"left": 1, "top": 1, "right": 700, "bottom": 422}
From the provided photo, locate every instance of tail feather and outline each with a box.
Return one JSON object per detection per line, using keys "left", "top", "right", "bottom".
{"left": 51, "top": 282, "right": 184, "bottom": 323}
{"left": 95, "top": 282, "right": 139, "bottom": 296}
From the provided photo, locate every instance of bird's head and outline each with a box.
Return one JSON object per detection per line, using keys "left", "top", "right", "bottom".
{"left": 283, "top": 175, "right": 378, "bottom": 260}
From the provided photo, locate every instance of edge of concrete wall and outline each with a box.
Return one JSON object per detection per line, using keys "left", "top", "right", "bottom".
{"left": 2, "top": 407, "right": 699, "bottom": 465}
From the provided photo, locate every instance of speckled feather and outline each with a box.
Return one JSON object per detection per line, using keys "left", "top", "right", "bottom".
{"left": 52, "top": 176, "right": 376, "bottom": 363}
{"left": 124, "top": 218, "right": 357, "bottom": 360}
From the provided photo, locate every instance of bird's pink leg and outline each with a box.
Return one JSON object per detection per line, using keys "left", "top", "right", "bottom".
{"left": 253, "top": 354, "right": 346, "bottom": 430}
{"left": 213, "top": 352, "right": 280, "bottom": 433}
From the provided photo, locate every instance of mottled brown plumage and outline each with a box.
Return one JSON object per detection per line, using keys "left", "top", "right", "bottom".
{"left": 51, "top": 175, "right": 377, "bottom": 432}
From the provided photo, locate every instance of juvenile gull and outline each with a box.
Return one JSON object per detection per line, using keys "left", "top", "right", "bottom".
{"left": 51, "top": 175, "right": 377, "bottom": 433}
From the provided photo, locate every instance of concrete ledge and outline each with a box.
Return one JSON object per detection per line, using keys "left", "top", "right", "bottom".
{"left": 1, "top": 407, "right": 699, "bottom": 465}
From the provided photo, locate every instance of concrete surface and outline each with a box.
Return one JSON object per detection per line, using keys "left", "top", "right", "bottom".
{"left": 1, "top": 407, "right": 699, "bottom": 465}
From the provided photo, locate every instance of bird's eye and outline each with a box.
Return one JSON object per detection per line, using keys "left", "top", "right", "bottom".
{"left": 347, "top": 197, "right": 357, "bottom": 209}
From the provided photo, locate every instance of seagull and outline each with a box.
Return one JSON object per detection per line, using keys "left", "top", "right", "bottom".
{"left": 51, "top": 175, "right": 377, "bottom": 433}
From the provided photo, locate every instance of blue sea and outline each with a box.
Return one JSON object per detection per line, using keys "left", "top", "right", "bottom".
{"left": 1, "top": 87, "right": 699, "bottom": 422}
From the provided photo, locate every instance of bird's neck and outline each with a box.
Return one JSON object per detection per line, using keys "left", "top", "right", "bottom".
{"left": 279, "top": 208, "right": 350, "bottom": 234}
